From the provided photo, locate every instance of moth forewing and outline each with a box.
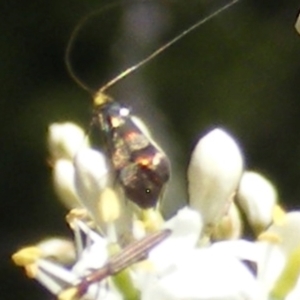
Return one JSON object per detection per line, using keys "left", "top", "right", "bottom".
{"left": 93, "top": 92, "right": 171, "bottom": 209}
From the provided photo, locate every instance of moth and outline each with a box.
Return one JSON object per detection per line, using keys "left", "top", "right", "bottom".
{"left": 66, "top": 0, "right": 239, "bottom": 209}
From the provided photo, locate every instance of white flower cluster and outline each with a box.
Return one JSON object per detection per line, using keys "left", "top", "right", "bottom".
{"left": 12, "top": 122, "right": 300, "bottom": 300}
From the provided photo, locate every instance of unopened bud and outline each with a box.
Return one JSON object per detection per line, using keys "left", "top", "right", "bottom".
{"left": 188, "top": 128, "right": 243, "bottom": 227}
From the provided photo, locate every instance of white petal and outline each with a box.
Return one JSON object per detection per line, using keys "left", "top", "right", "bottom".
{"left": 133, "top": 207, "right": 201, "bottom": 291}
{"left": 72, "top": 236, "right": 108, "bottom": 276}
{"left": 210, "top": 240, "right": 285, "bottom": 297}
{"left": 188, "top": 128, "right": 243, "bottom": 226}
{"left": 163, "top": 206, "right": 202, "bottom": 239}
{"left": 211, "top": 239, "right": 259, "bottom": 263}
{"left": 48, "top": 122, "right": 87, "bottom": 160}
{"left": 148, "top": 207, "right": 202, "bottom": 273}
{"left": 142, "top": 248, "right": 260, "bottom": 300}
{"left": 237, "top": 171, "right": 277, "bottom": 233}
{"left": 255, "top": 241, "right": 285, "bottom": 297}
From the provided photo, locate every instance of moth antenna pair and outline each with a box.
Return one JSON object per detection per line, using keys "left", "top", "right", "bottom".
{"left": 65, "top": 0, "right": 240, "bottom": 97}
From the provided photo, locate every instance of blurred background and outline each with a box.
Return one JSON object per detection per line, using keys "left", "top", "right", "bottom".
{"left": 1, "top": 0, "right": 300, "bottom": 299}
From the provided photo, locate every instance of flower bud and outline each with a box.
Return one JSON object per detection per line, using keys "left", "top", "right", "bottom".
{"left": 53, "top": 159, "right": 80, "bottom": 209}
{"left": 237, "top": 171, "right": 277, "bottom": 234}
{"left": 73, "top": 148, "right": 110, "bottom": 225}
{"left": 48, "top": 122, "right": 87, "bottom": 161}
{"left": 187, "top": 128, "right": 243, "bottom": 227}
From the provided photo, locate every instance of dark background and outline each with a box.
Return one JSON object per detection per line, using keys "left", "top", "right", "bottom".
{"left": 1, "top": 0, "right": 300, "bottom": 299}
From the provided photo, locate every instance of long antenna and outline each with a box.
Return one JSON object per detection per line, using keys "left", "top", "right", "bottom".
{"left": 99, "top": 0, "right": 240, "bottom": 94}
{"left": 66, "top": 0, "right": 240, "bottom": 95}
{"left": 65, "top": 2, "right": 121, "bottom": 94}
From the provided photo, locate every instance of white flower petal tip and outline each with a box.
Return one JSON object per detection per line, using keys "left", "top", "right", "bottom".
{"left": 237, "top": 171, "right": 278, "bottom": 234}
{"left": 188, "top": 128, "right": 243, "bottom": 227}
{"left": 48, "top": 122, "right": 88, "bottom": 161}
{"left": 53, "top": 159, "right": 80, "bottom": 209}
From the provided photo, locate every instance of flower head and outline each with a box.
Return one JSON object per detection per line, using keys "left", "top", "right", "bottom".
{"left": 12, "top": 123, "right": 300, "bottom": 300}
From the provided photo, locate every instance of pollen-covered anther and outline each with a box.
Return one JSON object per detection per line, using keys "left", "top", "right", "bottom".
{"left": 272, "top": 204, "right": 287, "bottom": 226}
{"left": 58, "top": 287, "right": 79, "bottom": 300}
{"left": 141, "top": 208, "right": 164, "bottom": 232}
{"left": 66, "top": 208, "right": 91, "bottom": 229}
{"left": 98, "top": 187, "right": 121, "bottom": 223}
{"left": 12, "top": 246, "right": 42, "bottom": 267}
{"left": 257, "top": 232, "right": 282, "bottom": 244}
{"left": 12, "top": 246, "right": 42, "bottom": 278}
